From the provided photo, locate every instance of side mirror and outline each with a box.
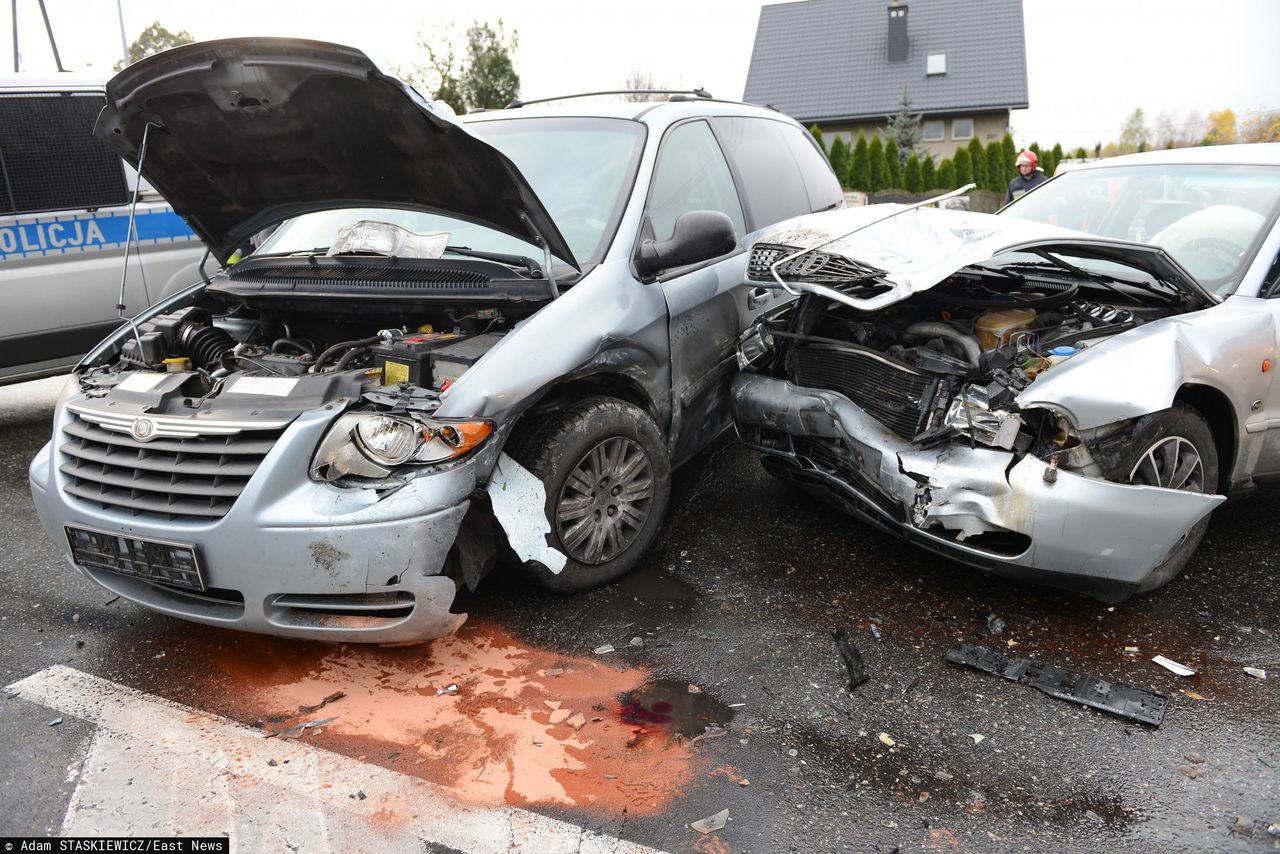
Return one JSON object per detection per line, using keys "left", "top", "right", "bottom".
{"left": 637, "top": 210, "right": 737, "bottom": 278}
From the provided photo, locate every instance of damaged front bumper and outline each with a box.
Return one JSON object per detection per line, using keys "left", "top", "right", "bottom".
{"left": 731, "top": 373, "right": 1224, "bottom": 596}
{"left": 29, "top": 405, "right": 477, "bottom": 643}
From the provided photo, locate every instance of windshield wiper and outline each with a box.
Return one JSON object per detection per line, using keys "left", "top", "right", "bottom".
{"left": 1021, "top": 253, "right": 1173, "bottom": 305}
{"left": 445, "top": 245, "right": 544, "bottom": 278}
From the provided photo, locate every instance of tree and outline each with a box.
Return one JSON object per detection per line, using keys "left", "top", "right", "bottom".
{"left": 1049, "top": 143, "right": 1064, "bottom": 176}
{"left": 1001, "top": 133, "right": 1017, "bottom": 185}
{"left": 1204, "top": 109, "right": 1238, "bottom": 145}
{"left": 115, "top": 21, "right": 194, "bottom": 71}
{"left": 829, "top": 136, "right": 851, "bottom": 188}
{"left": 953, "top": 147, "right": 972, "bottom": 187}
{"left": 1180, "top": 110, "right": 1205, "bottom": 147}
{"left": 1153, "top": 110, "right": 1178, "bottom": 149}
{"left": 985, "top": 141, "right": 1004, "bottom": 191}
{"left": 460, "top": 20, "right": 520, "bottom": 110}
{"left": 937, "top": 158, "right": 957, "bottom": 190}
{"left": 868, "top": 135, "right": 887, "bottom": 192}
{"left": 1118, "top": 108, "right": 1149, "bottom": 153}
{"left": 622, "top": 68, "right": 665, "bottom": 102}
{"left": 808, "top": 124, "right": 828, "bottom": 157}
{"left": 1242, "top": 109, "right": 1280, "bottom": 143}
{"left": 401, "top": 26, "right": 465, "bottom": 112}
{"left": 903, "top": 153, "right": 922, "bottom": 193}
{"left": 967, "top": 138, "right": 986, "bottom": 192}
{"left": 884, "top": 137, "right": 901, "bottom": 188}
{"left": 885, "top": 88, "right": 923, "bottom": 163}
{"left": 1074, "top": 147, "right": 1089, "bottom": 161}
{"left": 920, "top": 154, "right": 936, "bottom": 191}
{"left": 850, "top": 132, "right": 871, "bottom": 191}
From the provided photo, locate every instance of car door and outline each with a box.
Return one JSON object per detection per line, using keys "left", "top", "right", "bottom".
{"left": 645, "top": 119, "right": 750, "bottom": 466}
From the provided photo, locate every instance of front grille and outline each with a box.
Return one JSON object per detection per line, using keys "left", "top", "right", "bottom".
{"left": 793, "top": 342, "right": 936, "bottom": 439}
{"left": 58, "top": 413, "right": 288, "bottom": 520}
{"left": 748, "top": 243, "right": 883, "bottom": 284}
{"left": 228, "top": 260, "right": 492, "bottom": 291}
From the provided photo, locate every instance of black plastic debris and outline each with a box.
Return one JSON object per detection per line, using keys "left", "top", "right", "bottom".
{"left": 984, "top": 614, "right": 1006, "bottom": 637}
{"left": 832, "top": 627, "right": 869, "bottom": 689}
{"left": 945, "top": 643, "right": 1168, "bottom": 726}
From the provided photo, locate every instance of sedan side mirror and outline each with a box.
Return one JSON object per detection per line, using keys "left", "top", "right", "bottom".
{"left": 637, "top": 210, "right": 738, "bottom": 278}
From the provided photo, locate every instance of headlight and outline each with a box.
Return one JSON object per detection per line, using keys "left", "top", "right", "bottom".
{"left": 311, "top": 412, "right": 493, "bottom": 482}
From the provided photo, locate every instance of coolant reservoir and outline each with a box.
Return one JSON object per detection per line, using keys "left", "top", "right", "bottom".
{"left": 976, "top": 308, "right": 1036, "bottom": 350}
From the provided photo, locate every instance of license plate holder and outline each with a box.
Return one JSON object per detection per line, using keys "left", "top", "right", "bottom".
{"left": 65, "top": 526, "right": 206, "bottom": 592}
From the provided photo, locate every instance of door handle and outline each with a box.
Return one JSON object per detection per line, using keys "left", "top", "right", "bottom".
{"left": 747, "top": 287, "right": 772, "bottom": 310}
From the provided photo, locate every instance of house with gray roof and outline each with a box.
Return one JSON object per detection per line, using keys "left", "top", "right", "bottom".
{"left": 744, "top": 0, "right": 1029, "bottom": 159}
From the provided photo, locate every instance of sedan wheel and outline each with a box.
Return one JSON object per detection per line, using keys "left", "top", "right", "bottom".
{"left": 1128, "top": 435, "right": 1205, "bottom": 492}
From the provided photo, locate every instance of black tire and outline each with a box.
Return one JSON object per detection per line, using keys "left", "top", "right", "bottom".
{"left": 1100, "top": 404, "right": 1218, "bottom": 595}
{"left": 508, "top": 396, "right": 671, "bottom": 592}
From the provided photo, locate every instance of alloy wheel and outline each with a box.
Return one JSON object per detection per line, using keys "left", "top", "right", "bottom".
{"left": 1128, "top": 435, "right": 1205, "bottom": 492}
{"left": 555, "top": 437, "right": 654, "bottom": 564}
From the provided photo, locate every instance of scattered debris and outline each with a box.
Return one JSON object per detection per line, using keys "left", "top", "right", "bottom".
{"left": 738, "top": 778, "right": 750, "bottom": 787}
{"left": 832, "top": 627, "right": 870, "bottom": 689}
{"left": 1151, "top": 655, "right": 1196, "bottom": 677}
{"left": 103, "top": 596, "right": 120, "bottom": 606}
{"left": 298, "top": 691, "right": 346, "bottom": 714}
{"left": 728, "top": 702, "right": 746, "bottom": 708}
{"left": 878, "top": 732, "right": 896, "bottom": 747}
{"left": 1180, "top": 689, "right": 1207, "bottom": 700}
{"left": 1178, "top": 766, "right": 1202, "bottom": 779}
{"left": 1084, "top": 809, "right": 1104, "bottom": 824}
{"left": 687, "top": 683, "right": 702, "bottom": 694}
{"left": 48, "top": 717, "right": 62, "bottom": 727}
{"left": 1124, "top": 646, "right": 1139, "bottom": 654}
{"left": 435, "top": 683, "right": 459, "bottom": 696}
{"left": 546, "top": 668, "right": 566, "bottom": 677}
{"left": 544, "top": 700, "right": 562, "bottom": 711}
{"left": 933, "top": 770, "right": 954, "bottom": 782}
{"left": 690, "top": 809, "right": 729, "bottom": 834}
{"left": 1243, "top": 667, "right": 1267, "bottom": 680}
{"left": 1231, "top": 816, "right": 1254, "bottom": 837}
{"left": 969, "top": 734, "right": 985, "bottom": 744}
{"left": 1267, "top": 822, "right": 1280, "bottom": 837}
{"left": 566, "top": 713, "right": 587, "bottom": 731}
{"left": 629, "top": 637, "right": 644, "bottom": 648}
{"left": 153, "top": 651, "right": 165, "bottom": 659}
{"left": 71, "top": 613, "right": 81, "bottom": 623}
{"left": 689, "top": 726, "right": 726, "bottom": 745}
{"left": 945, "top": 643, "right": 1168, "bottom": 726}
{"left": 1184, "top": 752, "right": 1204, "bottom": 764}
{"left": 593, "top": 644, "right": 615, "bottom": 655}
{"left": 267, "top": 759, "right": 278, "bottom": 767}
{"left": 902, "top": 676, "right": 921, "bottom": 697}
{"left": 869, "top": 623, "right": 882, "bottom": 641}
{"left": 787, "top": 748, "right": 799, "bottom": 757}
{"left": 265, "top": 716, "right": 337, "bottom": 739}
{"left": 984, "top": 613, "right": 1006, "bottom": 637}
{"left": 356, "top": 790, "right": 367, "bottom": 801}
{"left": 548, "top": 709, "right": 572, "bottom": 725}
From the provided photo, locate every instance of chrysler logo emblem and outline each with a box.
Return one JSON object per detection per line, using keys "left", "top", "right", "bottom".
{"left": 131, "top": 418, "right": 155, "bottom": 440}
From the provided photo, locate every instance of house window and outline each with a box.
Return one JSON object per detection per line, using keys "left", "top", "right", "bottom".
{"left": 922, "top": 120, "right": 945, "bottom": 142}
{"left": 951, "top": 118, "right": 974, "bottom": 140}
{"left": 926, "top": 53, "right": 947, "bottom": 76}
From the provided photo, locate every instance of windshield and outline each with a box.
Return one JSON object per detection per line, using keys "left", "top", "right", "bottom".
{"left": 1000, "top": 164, "right": 1280, "bottom": 294}
{"left": 255, "top": 116, "right": 646, "bottom": 270}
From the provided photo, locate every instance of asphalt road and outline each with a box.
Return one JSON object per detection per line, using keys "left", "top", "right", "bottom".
{"left": 1, "top": 376, "right": 1277, "bottom": 852}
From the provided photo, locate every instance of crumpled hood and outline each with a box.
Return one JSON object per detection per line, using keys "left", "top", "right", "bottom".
{"left": 754, "top": 205, "right": 1214, "bottom": 310}
{"left": 96, "top": 38, "right": 577, "bottom": 267}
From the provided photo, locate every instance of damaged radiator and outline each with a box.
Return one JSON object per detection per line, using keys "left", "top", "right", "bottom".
{"left": 792, "top": 342, "right": 936, "bottom": 439}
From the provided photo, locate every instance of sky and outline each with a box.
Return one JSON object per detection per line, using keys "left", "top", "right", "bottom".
{"left": 5, "top": 0, "right": 1278, "bottom": 151}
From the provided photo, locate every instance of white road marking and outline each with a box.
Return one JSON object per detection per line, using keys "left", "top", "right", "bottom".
{"left": 7, "top": 665, "right": 667, "bottom": 853}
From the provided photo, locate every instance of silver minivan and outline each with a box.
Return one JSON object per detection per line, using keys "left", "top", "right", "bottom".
{"left": 0, "top": 73, "right": 205, "bottom": 385}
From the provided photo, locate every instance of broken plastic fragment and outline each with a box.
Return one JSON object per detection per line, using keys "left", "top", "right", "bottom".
{"left": 690, "top": 809, "right": 729, "bottom": 834}
{"left": 265, "top": 716, "right": 337, "bottom": 739}
{"left": 629, "top": 636, "right": 644, "bottom": 647}
{"left": 548, "top": 709, "right": 572, "bottom": 725}
{"left": 487, "top": 453, "right": 568, "bottom": 574}
{"left": 435, "top": 683, "right": 459, "bottom": 696}
{"left": 1152, "top": 655, "right": 1196, "bottom": 677}
{"left": 969, "top": 733, "right": 985, "bottom": 744}
{"left": 592, "top": 644, "right": 615, "bottom": 655}
{"left": 1243, "top": 666, "right": 1267, "bottom": 679}
{"left": 566, "top": 712, "right": 587, "bottom": 730}
{"left": 878, "top": 732, "right": 896, "bottom": 747}
{"left": 832, "top": 627, "right": 870, "bottom": 689}
{"left": 945, "top": 643, "right": 1168, "bottom": 726}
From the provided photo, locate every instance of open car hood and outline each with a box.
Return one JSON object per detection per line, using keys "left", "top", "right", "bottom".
{"left": 754, "top": 205, "right": 1216, "bottom": 311}
{"left": 97, "top": 38, "right": 577, "bottom": 267}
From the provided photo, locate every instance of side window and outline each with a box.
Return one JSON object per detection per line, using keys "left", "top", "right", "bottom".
{"left": 711, "top": 117, "right": 809, "bottom": 229}
{"left": 780, "top": 124, "right": 844, "bottom": 214}
{"left": 647, "top": 120, "right": 745, "bottom": 242}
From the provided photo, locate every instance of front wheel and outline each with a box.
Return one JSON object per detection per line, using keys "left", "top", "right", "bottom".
{"left": 1101, "top": 404, "right": 1218, "bottom": 594}
{"left": 509, "top": 397, "right": 671, "bottom": 592}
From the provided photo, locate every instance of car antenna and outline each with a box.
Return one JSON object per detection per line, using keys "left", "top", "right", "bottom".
{"left": 768, "top": 183, "right": 977, "bottom": 297}
{"left": 114, "top": 120, "right": 162, "bottom": 351}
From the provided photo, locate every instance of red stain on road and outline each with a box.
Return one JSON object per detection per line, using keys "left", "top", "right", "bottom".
{"left": 174, "top": 621, "right": 697, "bottom": 815}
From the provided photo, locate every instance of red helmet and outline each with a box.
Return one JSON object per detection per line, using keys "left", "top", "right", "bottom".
{"left": 1016, "top": 150, "right": 1037, "bottom": 168}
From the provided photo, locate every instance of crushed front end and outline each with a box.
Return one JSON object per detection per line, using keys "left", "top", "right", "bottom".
{"left": 732, "top": 208, "right": 1223, "bottom": 599}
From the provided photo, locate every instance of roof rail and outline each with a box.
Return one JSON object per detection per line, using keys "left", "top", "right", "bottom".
{"left": 506, "top": 88, "right": 713, "bottom": 109}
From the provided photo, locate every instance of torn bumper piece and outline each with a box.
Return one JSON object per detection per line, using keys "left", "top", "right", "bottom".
{"left": 946, "top": 643, "right": 1169, "bottom": 726}
{"left": 731, "top": 373, "right": 1224, "bottom": 594}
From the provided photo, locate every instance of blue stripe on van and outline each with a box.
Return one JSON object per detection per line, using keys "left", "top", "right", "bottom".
{"left": 0, "top": 207, "right": 197, "bottom": 261}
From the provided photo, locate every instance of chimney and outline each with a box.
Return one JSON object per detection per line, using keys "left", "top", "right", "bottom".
{"left": 888, "top": 1, "right": 908, "bottom": 62}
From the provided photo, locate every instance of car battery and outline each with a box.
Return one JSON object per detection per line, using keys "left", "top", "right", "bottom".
{"left": 431, "top": 333, "right": 505, "bottom": 387}
{"left": 373, "top": 332, "right": 466, "bottom": 387}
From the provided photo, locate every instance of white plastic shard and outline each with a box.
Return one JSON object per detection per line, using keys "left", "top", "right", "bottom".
{"left": 1152, "top": 655, "right": 1197, "bottom": 677}
{"left": 488, "top": 453, "right": 569, "bottom": 574}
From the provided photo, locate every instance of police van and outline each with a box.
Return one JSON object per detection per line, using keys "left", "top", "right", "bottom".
{"left": 0, "top": 74, "right": 205, "bottom": 385}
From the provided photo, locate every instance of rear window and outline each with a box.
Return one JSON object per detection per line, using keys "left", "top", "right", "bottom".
{"left": 0, "top": 91, "right": 129, "bottom": 215}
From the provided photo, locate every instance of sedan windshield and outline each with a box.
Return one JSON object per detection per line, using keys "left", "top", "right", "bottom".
{"left": 1000, "top": 164, "right": 1280, "bottom": 294}
{"left": 256, "top": 117, "right": 646, "bottom": 271}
